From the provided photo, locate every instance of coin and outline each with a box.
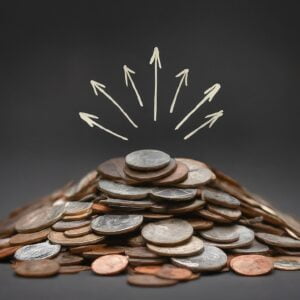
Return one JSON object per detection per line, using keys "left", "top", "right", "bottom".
{"left": 126, "top": 149, "right": 171, "bottom": 171}
{"left": 207, "top": 204, "right": 241, "bottom": 221}
{"left": 15, "top": 205, "right": 65, "bottom": 233}
{"left": 62, "top": 209, "right": 92, "bottom": 221}
{"left": 10, "top": 228, "right": 50, "bottom": 245}
{"left": 165, "top": 199, "right": 205, "bottom": 214}
{"left": 69, "top": 244, "right": 107, "bottom": 254}
{"left": 156, "top": 264, "right": 192, "bottom": 280}
{"left": 146, "top": 236, "right": 204, "bottom": 257}
{"left": 64, "top": 202, "right": 92, "bottom": 215}
{"left": 273, "top": 247, "right": 300, "bottom": 256}
{"left": 52, "top": 220, "right": 90, "bottom": 231}
{"left": 200, "top": 226, "right": 240, "bottom": 243}
{"left": 128, "top": 257, "right": 167, "bottom": 266}
{"left": 272, "top": 256, "right": 300, "bottom": 270}
{"left": 14, "top": 241, "right": 60, "bottom": 260}
{"left": 171, "top": 245, "right": 227, "bottom": 272}
{"left": 143, "top": 213, "right": 173, "bottom": 220}
{"left": 91, "top": 214, "right": 143, "bottom": 235}
{"left": 230, "top": 255, "right": 273, "bottom": 276}
{"left": 185, "top": 218, "right": 214, "bottom": 230}
{"left": 127, "top": 274, "right": 177, "bottom": 287}
{"left": 64, "top": 225, "right": 91, "bottom": 237}
{"left": 100, "top": 198, "right": 154, "bottom": 209}
{"left": 125, "top": 247, "right": 159, "bottom": 258}
{"left": 176, "top": 158, "right": 216, "bottom": 187}
{"left": 124, "top": 159, "right": 177, "bottom": 182}
{"left": 14, "top": 259, "right": 60, "bottom": 277}
{"left": 99, "top": 180, "right": 150, "bottom": 199}
{"left": 92, "top": 254, "right": 128, "bottom": 275}
{"left": 92, "top": 203, "right": 112, "bottom": 214}
{"left": 142, "top": 219, "right": 193, "bottom": 246}
{"left": 0, "top": 246, "right": 20, "bottom": 260}
{"left": 197, "top": 209, "right": 232, "bottom": 224}
{"left": 59, "top": 265, "right": 91, "bottom": 274}
{"left": 127, "top": 235, "right": 146, "bottom": 247}
{"left": 54, "top": 252, "right": 84, "bottom": 265}
{"left": 82, "top": 246, "right": 125, "bottom": 258}
{"left": 98, "top": 157, "right": 129, "bottom": 180}
{"left": 231, "top": 240, "right": 270, "bottom": 254}
{"left": 48, "top": 231, "right": 104, "bottom": 246}
{"left": 0, "top": 238, "right": 10, "bottom": 249}
{"left": 151, "top": 187, "right": 197, "bottom": 202}
{"left": 154, "top": 161, "right": 189, "bottom": 185}
{"left": 202, "top": 189, "right": 240, "bottom": 208}
{"left": 134, "top": 265, "right": 161, "bottom": 275}
{"left": 256, "top": 232, "right": 300, "bottom": 249}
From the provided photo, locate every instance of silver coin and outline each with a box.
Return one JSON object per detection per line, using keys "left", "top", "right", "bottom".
{"left": 100, "top": 198, "right": 154, "bottom": 209}
{"left": 256, "top": 232, "right": 300, "bottom": 249}
{"left": 52, "top": 220, "right": 90, "bottom": 231}
{"left": 231, "top": 239, "right": 270, "bottom": 254}
{"left": 125, "top": 149, "right": 171, "bottom": 171}
{"left": 273, "top": 257, "right": 300, "bottom": 270}
{"left": 146, "top": 236, "right": 204, "bottom": 257}
{"left": 151, "top": 187, "right": 197, "bottom": 202}
{"left": 207, "top": 204, "right": 241, "bottom": 221}
{"left": 64, "top": 202, "right": 92, "bottom": 215}
{"left": 200, "top": 226, "right": 240, "bottom": 243}
{"left": 98, "top": 180, "right": 150, "bottom": 199}
{"left": 14, "top": 241, "right": 61, "bottom": 261}
{"left": 15, "top": 205, "right": 65, "bottom": 233}
{"left": 141, "top": 218, "right": 193, "bottom": 246}
{"left": 202, "top": 189, "right": 240, "bottom": 208}
{"left": 203, "top": 225, "right": 255, "bottom": 249}
{"left": 91, "top": 214, "right": 143, "bottom": 235}
{"left": 171, "top": 245, "right": 227, "bottom": 272}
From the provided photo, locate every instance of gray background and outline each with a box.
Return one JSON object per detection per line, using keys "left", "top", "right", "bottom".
{"left": 0, "top": 0, "right": 299, "bottom": 299}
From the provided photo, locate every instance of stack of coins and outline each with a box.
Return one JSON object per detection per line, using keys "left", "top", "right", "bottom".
{"left": 0, "top": 149, "right": 299, "bottom": 287}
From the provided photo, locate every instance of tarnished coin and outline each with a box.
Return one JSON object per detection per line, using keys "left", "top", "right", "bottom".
{"left": 14, "top": 259, "right": 60, "bottom": 277}
{"left": 127, "top": 274, "right": 177, "bottom": 287}
{"left": 54, "top": 252, "right": 84, "bottom": 265}
{"left": 272, "top": 256, "right": 300, "bottom": 271}
{"left": 125, "top": 247, "right": 159, "bottom": 258}
{"left": 231, "top": 240, "right": 270, "bottom": 254}
{"left": 124, "top": 159, "right": 177, "bottom": 181}
{"left": 48, "top": 231, "right": 104, "bottom": 246}
{"left": 197, "top": 209, "right": 232, "bottom": 224}
{"left": 200, "top": 226, "right": 240, "bottom": 243}
{"left": 256, "top": 232, "right": 300, "bottom": 249}
{"left": 185, "top": 218, "right": 213, "bottom": 230}
{"left": 207, "top": 204, "right": 241, "bottom": 221}
{"left": 64, "top": 225, "right": 91, "bottom": 237}
{"left": 91, "top": 214, "right": 143, "bottom": 235}
{"left": 143, "top": 213, "right": 173, "bottom": 220}
{"left": 10, "top": 228, "right": 50, "bottom": 246}
{"left": 69, "top": 244, "right": 108, "bottom": 255}
{"left": 15, "top": 205, "right": 65, "bottom": 233}
{"left": 202, "top": 189, "right": 240, "bottom": 208}
{"left": 203, "top": 225, "right": 255, "bottom": 249}
{"left": 147, "top": 236, "right": 204, "bottom": 257}
{"left": 92, "top": 254, "right": 128, "bottom": 275}
{"left": 155, "top": 161, "right": 189, "bottom": 185}
{"left": 171, "top": 245, "right": 227, "bottom": 272}
{"left": 151, "top": 187, "right": 197, "bottom": 202}
{"left": 176, "top": 158, "right": 216, "bottom": 187}
{"left": 134, "top": 265, "right": 162, "bottom": 275}
{"left": 82, "top": 246, "right": 125, "bottom": 258}
{"left": 59, "top": 265, "right": 90, "bottom": 274}
{"left": 14, "top": 241, "right": 61, "bottom": 260}
{"left": 99, "top": 180, "right": 150, "bottom": 199}
{"left": 126, "top": 149, "right": 171, "bottom": 171}
{"left": 142, "top": 219, "right": 193, "bottom": 246}
{"left": 52, "top": 220, "right": 90, "bottom": 231}
{"left": 64, "top": 202, "right": 92, "bottom": 215}
{"left": 100, "top": 198, "right": 154, "bottom": 209}
{"left": 156, "top": 264, "right": 192, "bottom": 280}
{"left": 230, "top": 255, "right": 273, "bottom": 276}
{"left": 0, "top": 246, "right": 20, "bottom": 260}
{"left": 128, "top": 257, "right": 167, "bottom": 266}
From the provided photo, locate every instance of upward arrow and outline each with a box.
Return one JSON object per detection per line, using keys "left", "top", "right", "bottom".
{"left": 79, "top": 112, "right": 128, "bottom": 141}
{"left": 184, "top": 110, "right": 224, "bottom": 140}
{"left": 149, "top": 47, "right": 162, "bottom": 121}
{"left": 123, "top": 65, "right": 144, "bottom": 107}
{"left": 90, "top": 80, "right": 138, "bottom": 128}
{"left": 170, "top": 68, "right": 189, "bottom": 113}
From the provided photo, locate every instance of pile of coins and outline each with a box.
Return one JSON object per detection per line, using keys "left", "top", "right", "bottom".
{"left": 0, "top": 149, "right": 300, "bottom": 287}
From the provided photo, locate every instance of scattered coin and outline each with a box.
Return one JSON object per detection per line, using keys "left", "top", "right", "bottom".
{"left": 91, "top": 214, "right": 143, "bottom": 235}
{"left": 82, "top": 246, "right": 125, "bottom": 258}
{"left": 127, "top": 274, "right": 177, "bottom": 287}
{"left": 92, "top": 203, "right": 112, "bottom": 214}
{"left": 171, "top": 245, "right": 227, "bottom": 272}
{"left": 0, "top": 246, "right": 20, "bottom": 260}
{"left": 126, "top": 149, "right": 171, "bottom": 171}
{"left": 134, "top": 265, "right": 161, "bottom": 275}
{"left": 128, "top": 257, "right": 167, "bottom": 266}
{"left": 197, "top": 209, "right": 232, "bottom": 224}
{"left": 151, "top": 188, "right": 197, "bottom": 202}
{"left": 64, "top": 225, "right": 92, "bottom": 238}
{"left": 143, "top": 213, "right": 173, "bottom": 220}
{"left": 14, "top": 241, "right": 60, "bottom": 260}
{"left": 230, "top": 255, "right": 273, "bottom": 276}
{"left": 207, "top": 204, "right": 241, "bottom": 221}
{"left": 64, "top": 202, "right": 93, "bottom": 216}
{"left": 272, "top": 256, "right": 300, "bottom": 271}
{"left": 54, "top": 252, "right": 84, "bottom": 265}
{"left": 256, "top": 232, "right": 300, "bottom": 249}
{"left": 92, "top": 254, "right": 128, "bottom": 275}
{"left": 0, "top": 238, "right": 10, "bottom": 249}
{"left": 127, "top": 235, "right": 146, "bottom": 247}
{"left": 100, "top": 198, "right": 154, "bottom": 209}
{"left": 142, "top": 218, "right": 193, "bottom": 246}
{"left": 52, "top": 220, "right": 90, "bottom": 231}
{"left": 166, "top": 199, "right": 205, "bottom": 214}
{"left": 59, "top": 265, "right": 90, "bottom": 274}
{"left": 185, "top": 218, "right": 213, "bottom": 230}
{"left": 14, "top": 259, "right": 60, "bottom": 277}
{"left": 10, "top": 228, "right": 50, "bottom": 246}
{"left": 273, "top": 247, "right": 300, "bottom": 256}
{"left": 62, "top": 209, "right": 92, "bottom": 221}
{"left": 231, "top": 240, "right": 270, "bottom": 254}
{"left": 200, "top": 226, "right": 240, "bottom": 243}
{"left": 98, "top": 157, "right": 129, "bottom": 180}
{"left": 69, "top": 244, "right": 107, "bottom": 254}
{"left": 156, "top": 264, "right": 192, "bottom": 280}
{"left": 125, "top": 247, "right": 159, "bottom": 258}
{"left": 202, "top": 189, "right": 240, "bottom": 208}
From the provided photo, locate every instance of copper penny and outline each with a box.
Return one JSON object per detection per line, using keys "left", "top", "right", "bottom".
{"left": 64, "top": 225, "right": 91, "bottom": 238}
{"left": 92, "top": 203, "right": 112, "bottom": 214}
{"left": 54, "top": 252, "right": 84, "bottom": 266}
{"left": 186, "top": 218, "right": 213, "bottom": 230}
{"left": 230, "top": 255, "right": 273, "bottom": 276}
{"left": 14, "top": 259, "right": 60, "bottom": 277}
{"left": 62, "top": 209, "right": 92, "bottom": 221}
{"left": 59, "top": 265, "right": 90, "bottom": 274}
{"left": 128, "top": 257, "right": 167, "bottom": 266}
{"left": 0, "top": 238, "right": 11, "bottom": 249}
{"left": 0, "top": 246, "right": 20, "bottom": 260}
{"left": 69, "top": 244, "right": 107, "bottom": 254}
{"left": 156, "top": 264, "right": 192, "bottom": 280}
{"left": 82, "top": 246, "right": 125, "bottom": 258}
{"left": 134, "top": 265, "right": 162, "bottom": 275}
{"left": 125, "top": 247, "right": 159, "bottom": 258}
{"left": 127, "top": 274, "right": 177, "bottom": 287}
{"left": 197, "top": 209, "right": 232, "bottom": 224}
{"left": 207, "top": 204, "right": 241, "bottom": 221}
{"left": 10, "top": 228, "right": 50, "bottom": 246}
{"left": 92, "top": 254, "right": 128, "bottom": 275}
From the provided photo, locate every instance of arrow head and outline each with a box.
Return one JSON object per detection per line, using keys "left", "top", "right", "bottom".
{"left": 123, "top": 65, "right": 135, "bottom": 87}
{"left": 149, "top": 47, "right": 162, "bottom": 69}
{"left": 175, "top": 68, "right": 189, "bottom": 86}
{"left": 205, "top": 110, "right": 224, "bottom": 128}
{"left": 90, "top": 80, "right": 106, "bottom": 96}
{"left": 79, "top": 112, "right": 99, "bottom": 128}
{"left": 204, "top": 83, "right": 221, "bottom": 102}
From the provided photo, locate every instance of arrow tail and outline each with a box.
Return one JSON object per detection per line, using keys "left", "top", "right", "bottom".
{"left": 128, "top": 75, "right": 143, "bottom": 107}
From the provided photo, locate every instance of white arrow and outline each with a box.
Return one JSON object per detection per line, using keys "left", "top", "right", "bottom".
{"left": 175, "top": 83, "right": 221, "bottom": 130}
{"left": 184, "top": 110, "right": 224, "bottom": 140}
{"left": 90, "top": 80, "right": 138, "bottom": 128}
{"left": 79, "top": 112, "right": 128, "bottom": 141}
{"left": 123, "top": 65, "right": 143, "bottom": 107}
{"left": 170, "top": 69, "right": 189, "bottom": 113}
{"left": 149, "top": 47, "right": 162, "bottom": 121}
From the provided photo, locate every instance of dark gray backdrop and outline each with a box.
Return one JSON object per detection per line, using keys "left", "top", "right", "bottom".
{"left": 0, "top": 1, "right": 299, "bottom": 299}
